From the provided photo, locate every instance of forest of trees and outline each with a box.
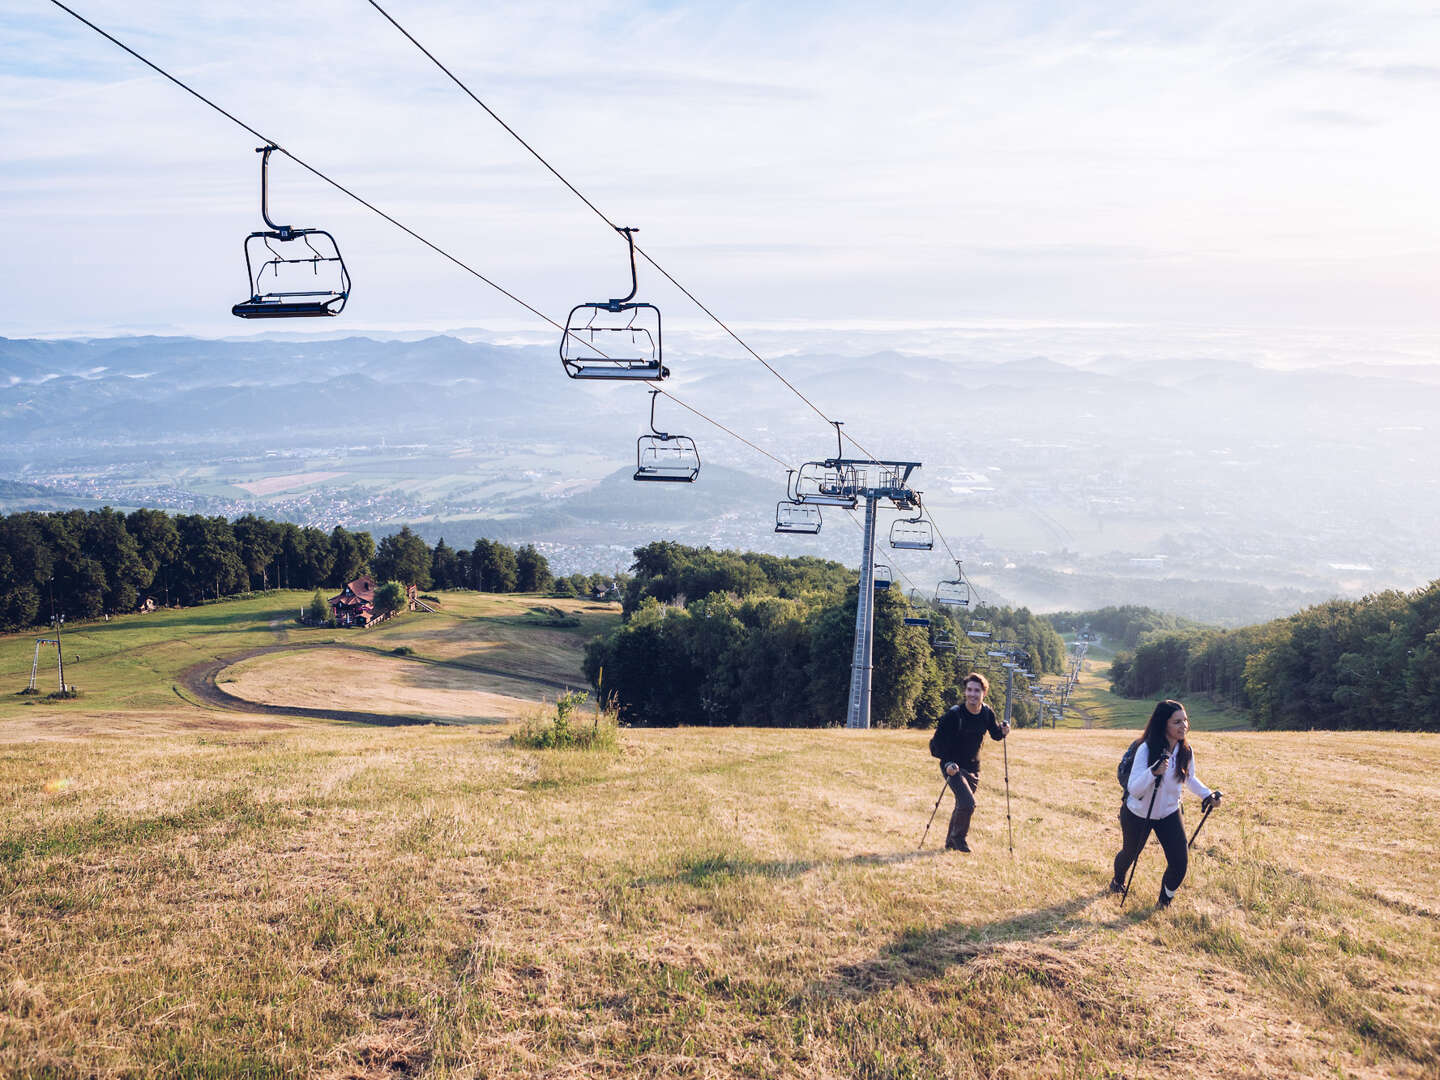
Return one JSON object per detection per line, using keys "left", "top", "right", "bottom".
{"left": 1106, "top": 584, "right": 1440, "bottom": 730}
{"left": 584, "top": 541, "right": 1066, "bottom": 729}
{"left": 0, "top": 509, "right": 590, "bottom": 630}
{"left": 1047, "top": 605, "right": 1203, "bottom": 650}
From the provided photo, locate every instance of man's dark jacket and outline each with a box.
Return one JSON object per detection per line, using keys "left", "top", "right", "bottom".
{"left": 929, "top": 703, "right": 1006, "bottom": 774}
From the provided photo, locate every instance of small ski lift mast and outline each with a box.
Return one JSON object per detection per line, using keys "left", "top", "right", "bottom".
{"left": 791, "top": 422, "right": 858, "bottom": 507}
{"left": 935, "top": 560, "right": 971, "bottom": 607}
{"left": 561, "top": 226, "right": 666, "bottom": 380}
{"left": 889, "top": 496, "right": 934, "bottom": 550}
{"left": 775, "top": 472, "right": 823, "bottom": 533}
{"left": 873, "top": 563, "right": 892, "bottom": 591}
{"left": 233, "top": 146, "right": 350, "bottom": 319}
{"left": 634, "top": 390, "right": 699, "bottom": 482}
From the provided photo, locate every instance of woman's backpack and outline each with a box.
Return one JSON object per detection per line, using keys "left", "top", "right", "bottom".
{"left": 1117, "top": 739, "right": 1143, "bottom": 793}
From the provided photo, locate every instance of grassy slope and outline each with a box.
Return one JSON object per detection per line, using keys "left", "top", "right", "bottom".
{"left": 1057, "top": 638, "right": 1251, "bottom": 732}
{"left": 2, "top": 599, "right": 1437, "bottom": 1079}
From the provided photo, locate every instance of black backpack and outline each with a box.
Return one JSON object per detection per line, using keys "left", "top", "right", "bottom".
{"left": 1117, "top": 739, "right": 1143, "bottom": 793}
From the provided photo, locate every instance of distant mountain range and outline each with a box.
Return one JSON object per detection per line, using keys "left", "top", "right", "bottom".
{"left": 3, "top": 331, "right": 1437, "bottom": 625}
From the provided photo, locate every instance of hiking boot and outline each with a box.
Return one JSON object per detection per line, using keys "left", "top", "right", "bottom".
{"left": 1109, "top": 878, "right": 1125, "bottom": 895}
{"left": 945, "top": 806, "right": 973, "bottom": 853}
{"left": 1157, "top": 887, "right": 1173, "bottom": 909}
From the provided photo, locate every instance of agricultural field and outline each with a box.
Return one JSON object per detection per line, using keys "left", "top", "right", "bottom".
{"left": 1, "top": 597, "right": 1436, "bottom": 1078}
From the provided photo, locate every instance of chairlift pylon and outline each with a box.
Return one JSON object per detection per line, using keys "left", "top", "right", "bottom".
{"left": 634, "top": 390, "right": 699, "bottom": 482}
{"left": 232, "top": 146, "right": 350, "bottom": 319}
{"left": 561, "top": 226, "right": 667, "bottom": 380}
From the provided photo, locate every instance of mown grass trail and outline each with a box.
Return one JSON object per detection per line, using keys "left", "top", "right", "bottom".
{"left": 1, "top": 598, "right": 1435, "bottom": 1078}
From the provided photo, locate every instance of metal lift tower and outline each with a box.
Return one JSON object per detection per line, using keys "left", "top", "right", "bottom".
{"left": 841, "top": 458, "right": 922, "bottom": 729}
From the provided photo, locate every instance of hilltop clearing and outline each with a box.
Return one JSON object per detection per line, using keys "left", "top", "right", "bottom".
{"left": 0, "top": 598, "right": 1435, "bottom": 1077}
{"left": 0, "top": 590, "right": 615, "bottom": 740}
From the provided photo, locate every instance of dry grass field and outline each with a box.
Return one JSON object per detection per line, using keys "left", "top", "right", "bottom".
{"left": 1, "top": 595, "right": 1437, "bottom": 1079}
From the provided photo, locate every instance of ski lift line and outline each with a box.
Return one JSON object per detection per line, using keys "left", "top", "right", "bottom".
{"left": 51, "top": 1, "right": 887, "bottom": 535}
{"left": 45, "top": 3, "right": 801, "bottom": 489}
{"left": 653, "top": 390, "right": 792, "bottom": 471}
{"left": 45, "top": 0, "right": 571, "bottom": 336}
{"left": 45, "top": 3, "right": 806, "bottom": 498}
{"left": 363, "top": 0, "right": 885, "bottom": 463}
{"left": 365, "top": 0, "right": 619, "bottom": 232}
{"left": 837, "top": 506, "right": 921, "bottom": 597}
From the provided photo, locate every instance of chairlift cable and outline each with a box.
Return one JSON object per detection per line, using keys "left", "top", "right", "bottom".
{"left": 45, "top": 0, "right": 561, "bottom": 334}
{"left": 44, "top": 0, "right": 796, "bottom": 480}
{"left": 363, "top": 0, "right": 884, "bottom": 463}
{"left": 653, "top": 389, "right": 792, "bottom": 471}
{"left": 47, "top": 1, "right": 889, "bottom": 534}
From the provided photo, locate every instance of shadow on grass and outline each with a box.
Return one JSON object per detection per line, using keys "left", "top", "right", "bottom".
{"left": 809, "top": 886, "right": 1124, "bottom": 999}
{"left": 635, "top": 848, "right": 945, "bottom": 888}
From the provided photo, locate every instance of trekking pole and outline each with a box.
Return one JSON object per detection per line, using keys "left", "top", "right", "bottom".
{"left": 1120, "top": 758, "right": 1164, "bottom": 906}
{"left": 918, "top": 777, "right": 950, "bottom": 850}
{"left": 1188, "top": 801, "right": 1216, "bottom": 849}
{"left": 1002, "top": 732, "right": 1014, "bottom": 857}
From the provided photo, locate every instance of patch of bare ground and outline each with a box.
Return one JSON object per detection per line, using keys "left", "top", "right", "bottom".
{"left": 220, "top": 647, "right": 544, "bottom": 723}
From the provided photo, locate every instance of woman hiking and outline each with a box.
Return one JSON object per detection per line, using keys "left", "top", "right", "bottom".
{"left": 929, "top": 672, "right": 1010, "bottom": 852}
{"left": 1111, "top": 699, "right": 1222, "bottom": 907}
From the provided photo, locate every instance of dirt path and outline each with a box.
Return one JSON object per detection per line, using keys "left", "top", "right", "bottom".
{"left": 178, "top": 642, "right": 580, "bottom": 726}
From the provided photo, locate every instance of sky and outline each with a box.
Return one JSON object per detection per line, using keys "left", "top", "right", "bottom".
{"left": 2, "top": 0, "right": 1438, "bottom": 344}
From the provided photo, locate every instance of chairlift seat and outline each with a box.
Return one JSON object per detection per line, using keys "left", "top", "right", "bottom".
{"left": 634, "top": 434, "right": 699, "bottom": 482}
{"left": 935, "top": 578, "right": 971, "bottom": 607}
{"left": 890, "top": 519, "right": 934, "bottom": 550}
{"left": 775, "top": 502, "right": 822, "bottom": 534}
{"left": 904, "top": 616, "right": 931, "bottom": 627}
{"left": 792, "top": 462, "right": 858, "bottom": 507}
{"left": 561, "top": 302, "right": 666, "bottom": 380}
{"left": 873, "top": 563, "right": 892, "bottom": 590}
{"left": 234, "top": 229, "right": 349, "bottom": 320}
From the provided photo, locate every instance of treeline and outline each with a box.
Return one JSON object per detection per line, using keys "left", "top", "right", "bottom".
{"left": 1107, "top": 583, "right": 1440, "bottom": 730}
{"left": 584, "top": 541, "right": 1066, "bottom": 728}
{"left": 0, "top": 509, "right": 608, "bottom": 631}
{"left": 1047, "top": 605, "right": 1204, "bottom": 649}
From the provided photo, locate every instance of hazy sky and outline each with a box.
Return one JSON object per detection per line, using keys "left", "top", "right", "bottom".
{"left": 3, "top": 0, "right": 1438, "bottom": 340}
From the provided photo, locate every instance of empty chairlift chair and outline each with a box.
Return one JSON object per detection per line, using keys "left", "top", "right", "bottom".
{"left": 775, "top": 487, "right": 823, "bottom": 535}
{"left": 790, "top": 462, "right": 858, "bottom": 507}
{"left": 561, "top": 226, "right": 667, "bottom": 381}
{"left": 634, "top": 390, "right": 699, "bottom": 482}
{"left": 890, "top": 497, "right": 934, "bottom": 551}
{"left": 873, "top": 563, "right": 892, "bottom": 590}
{"left": 233, "top": 146, "right": 350, "bottom": 319}
{"left": 935, "top": 559, "right": 971, "bottom": 607}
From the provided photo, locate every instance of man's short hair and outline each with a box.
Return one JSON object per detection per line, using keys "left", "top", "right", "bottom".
{"left": 964, "top": 672, "right": 989, "bottom": 694}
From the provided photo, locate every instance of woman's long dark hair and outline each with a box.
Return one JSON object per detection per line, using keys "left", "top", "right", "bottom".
{"left": 1141, "top": 700, "right": 1191, "bottom": 783}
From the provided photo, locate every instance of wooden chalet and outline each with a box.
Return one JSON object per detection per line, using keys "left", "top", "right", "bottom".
{"left": 330, "top": 575, "right": 376, "bottom": 627}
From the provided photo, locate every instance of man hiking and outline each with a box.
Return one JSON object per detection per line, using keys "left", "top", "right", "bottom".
{"left": 929, "top": 672, "right": 1011, "bottom": 852}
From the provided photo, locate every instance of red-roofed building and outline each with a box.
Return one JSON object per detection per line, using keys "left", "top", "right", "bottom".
{"left": 329, "top": 575, "right": 376, "bottom": 627}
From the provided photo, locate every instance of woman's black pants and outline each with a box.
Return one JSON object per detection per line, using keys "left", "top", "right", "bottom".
{"left": 1113, "top": 805, "right": 1188, "bottom": 893}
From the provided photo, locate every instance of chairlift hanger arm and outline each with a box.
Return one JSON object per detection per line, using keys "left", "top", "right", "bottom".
{"left": 256, "top": 145, "right": 294, "bottom": 239}
{"left": 607, "top": 226, "right": 640, "bottom": 309}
